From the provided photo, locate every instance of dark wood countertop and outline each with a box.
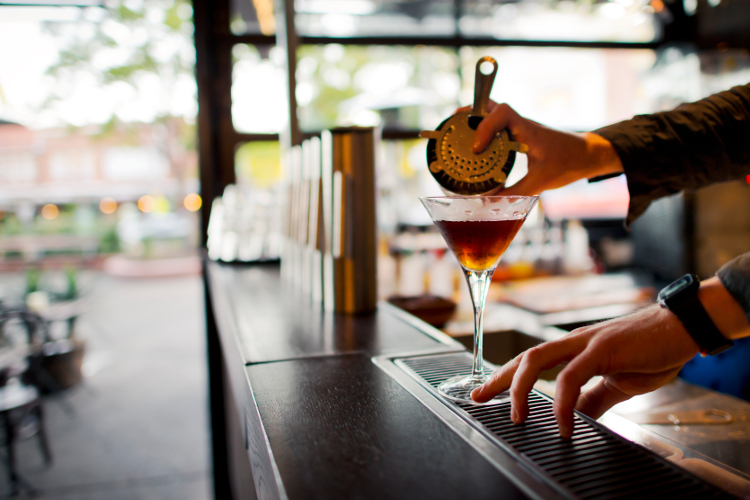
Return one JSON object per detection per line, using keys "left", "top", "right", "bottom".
{"left": 206, "top": 262, "right": 451, "bottom": 363}
{"left": 205, "top": 260, "right": 533, "bottom": 499}
{"left": 246, "top": 354, "right": 527, "bottom": 500}
{"left": 205, "top": 260, "right": 750, "bottom": 499}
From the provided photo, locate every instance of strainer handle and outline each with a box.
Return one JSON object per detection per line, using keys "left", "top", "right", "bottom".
{"left": 472, "top": 56, "right": 498, "bottom": 117}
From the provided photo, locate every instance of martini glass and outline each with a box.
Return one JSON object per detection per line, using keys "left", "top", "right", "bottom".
{"left": 421, "top": 195, "right": 539, "bottom": 402}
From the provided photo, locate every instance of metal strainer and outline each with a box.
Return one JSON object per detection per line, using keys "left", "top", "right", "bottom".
{"left": 420, "top": 56, "right": 528, "bottom": 195}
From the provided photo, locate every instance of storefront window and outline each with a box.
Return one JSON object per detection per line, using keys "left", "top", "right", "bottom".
{"left": 460, "top": 0, "right": 661, "bottom": 42}
{"left": 294, "top": 0, "right": 455, "bottom": 38}
{"left": 234, "top": 141, "right": 282, "bottom": 188}
{"left": 296, "top": 44, "right": 459, "bottom": 131}
{"left": 459, "top": 46, "right": 657, "bottom": 131}
{"left": 231, "top": 0, "right": 276, "bottom": 35}
{"left": 232, "top": 44, "right": 289, "bottom": 133}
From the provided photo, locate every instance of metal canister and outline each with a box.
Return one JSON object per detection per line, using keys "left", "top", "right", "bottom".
{"left": 321, "top": 127, "right": 378, "bottom": 314}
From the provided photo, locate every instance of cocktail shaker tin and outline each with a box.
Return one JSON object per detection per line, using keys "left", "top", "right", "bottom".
{"left": 321, "top": 127, "right": 378, "bottom": 314}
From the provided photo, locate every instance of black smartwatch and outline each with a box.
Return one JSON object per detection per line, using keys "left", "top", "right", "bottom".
{"left": 657, "top": 274, "right": 734, "bottom": 356}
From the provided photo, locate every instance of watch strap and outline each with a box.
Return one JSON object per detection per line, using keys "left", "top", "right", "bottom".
{"left": 665, "top": 283, "right": 734, "bottom": 356}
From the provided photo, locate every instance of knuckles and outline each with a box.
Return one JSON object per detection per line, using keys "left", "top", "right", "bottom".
{"left": 522, "top": 345, "right": 545, "bottom": 365}
{"left": 555, "top": 369, "right": 578, "bottom": 391}
{"left": 493, "top": 102, "right": 512, "bottom": 115}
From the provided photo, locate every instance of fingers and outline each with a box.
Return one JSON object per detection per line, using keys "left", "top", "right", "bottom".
{"left": 473, "top": 335, "right": 586, "bottom": 423}
{"left": 471, "top": 355, "right": 522, "bottom": 403}
{"left": 553, "top": 353, "right": 600, "bottom": 438}
{"left": 509, "top": 339, "right": 583, "bottom": 424}
{"left": 575, "top": 378, "right": 631, "bottom": 421}
{"left": 472, "top": 103, "right": 518, "bottom": 153}
{"left": 496, "top": 175, "right": 541, "bottom": 198}
{"left": 456, "top": 100, "right": 499, "bottom": 116}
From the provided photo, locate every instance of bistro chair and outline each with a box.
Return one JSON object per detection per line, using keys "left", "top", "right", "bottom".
{"left": 0, "top": 308, "right": 54, "bottom": 497}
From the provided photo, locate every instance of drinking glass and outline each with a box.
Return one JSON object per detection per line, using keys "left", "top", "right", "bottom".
{"left": 420, "top": 195, "right": 539, "bottom": 402}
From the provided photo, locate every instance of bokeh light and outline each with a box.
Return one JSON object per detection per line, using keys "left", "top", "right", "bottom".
{"left": 41, "top": 204, "right": 59, "bottom": 220}
{"left": 184, "top": 193, "right": 202, "bottom": 212}
{"left": 100, "top": 197, "right": 118, "bottom": 214}
{"left": 138, "top": 195, "right": 155, "bottom": 213}
{"left": 154, "top": 196, "right": 171, "bottom": 213}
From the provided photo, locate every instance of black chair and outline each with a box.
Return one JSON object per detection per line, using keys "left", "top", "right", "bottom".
{"left": 0, "top": 308, "right": 54, "bottom": 497}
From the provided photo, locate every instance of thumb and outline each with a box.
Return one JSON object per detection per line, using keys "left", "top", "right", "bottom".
{"left": 575, "top": 379, "right": 630, "bottom": 420}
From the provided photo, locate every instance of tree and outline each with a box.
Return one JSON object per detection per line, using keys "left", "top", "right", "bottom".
{"left": 39, "top": 0, "right": 197, "bottom": 198}
{"left": 41, "top": 0, "right": 195, "bottom": 126}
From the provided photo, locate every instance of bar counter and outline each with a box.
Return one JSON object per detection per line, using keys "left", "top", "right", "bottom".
{"left": 204, "top": 260, "right": 750, "bottom": 499}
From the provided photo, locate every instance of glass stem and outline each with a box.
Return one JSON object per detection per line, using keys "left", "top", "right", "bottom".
{"left": 465, "top": 269, "right": 493, "bottom": 380}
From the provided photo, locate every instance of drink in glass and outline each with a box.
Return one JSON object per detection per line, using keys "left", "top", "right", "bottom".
{"left": 421, "top": 196, "right": 539, "bottom": 402}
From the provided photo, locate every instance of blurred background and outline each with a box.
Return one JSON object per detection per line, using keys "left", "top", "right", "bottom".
{"left": 0, "top": 1, "right": 207, "bottom": 498}
{"left": 0, "top": 0, "right": 749, "bottom": 498}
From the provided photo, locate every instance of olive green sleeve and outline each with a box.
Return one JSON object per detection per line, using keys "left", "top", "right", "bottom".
{"left": 593, "top": 83, "right": 750, "bottom": 226}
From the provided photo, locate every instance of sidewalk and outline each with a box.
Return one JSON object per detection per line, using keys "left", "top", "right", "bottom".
{"left": 3, "top": 273, "right": 211, "bottom": 499}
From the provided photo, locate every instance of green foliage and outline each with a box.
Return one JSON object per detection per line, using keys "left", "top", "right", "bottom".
{"left": 0, "top": 214, "right": 22, "bottom": 236}
{"left": 164, "top": 1, "right": 186, "bottom": 30}
{"left": 24, "top": 267, "right": 80, "bottom": 302}
{"left": 40, "top": 0, "right": 195, "bottom": 127}
{"left": 98, "top": 226, "right": 121, "bottom": 254}
{"left": 235, "top": 142, "right": 282, "bottom": 188}
{"left": 297, "top": 45, "right": 361, "bottom": 130}
{"left": 26, "top": 268, "right": 41, "bottom": 295}
{"left": 116, "top": 4, "right": 141, "bottom": 22}
{"left": 64, "top": 267, "right": 79, "bottom": 301}
{"left": 296, "top": 45, "right": 458, "bottom": 131}
{"left": 35, "top": 211, "right": 76, "bottom": 235}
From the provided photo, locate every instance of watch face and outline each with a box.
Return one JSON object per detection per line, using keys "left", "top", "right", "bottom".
{"left": 659, "top": 274, "right": 696, "bottom": 301}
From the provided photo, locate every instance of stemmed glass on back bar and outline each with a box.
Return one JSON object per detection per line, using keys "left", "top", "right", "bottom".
{"left": 421, "top": 195, "right": 539, "bottom": 402}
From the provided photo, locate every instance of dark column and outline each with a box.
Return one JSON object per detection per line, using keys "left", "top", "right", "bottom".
{"left": 194, "top": 0, "right": 236, "bottom": 246}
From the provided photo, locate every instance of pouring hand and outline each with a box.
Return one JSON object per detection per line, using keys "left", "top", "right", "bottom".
{"left": 459, "top": 101, "right": 624, "bottom": 196}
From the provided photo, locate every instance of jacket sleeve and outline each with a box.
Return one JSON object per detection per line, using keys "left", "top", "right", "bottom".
{"left": 594, "top": 83, "right": 750, "bottom": 226}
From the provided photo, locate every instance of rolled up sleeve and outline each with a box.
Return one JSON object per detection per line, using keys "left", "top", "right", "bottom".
{"left": 594, "top": 84, "right": 750, "bottom": 226}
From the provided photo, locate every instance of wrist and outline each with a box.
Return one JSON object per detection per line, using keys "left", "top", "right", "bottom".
{"left": 658, "top": 274, "right": 734, "bottom": 356}
{"left": 698, "top": 276, "right": 750, "bottom": 341}
{"left": 653, "top": 304, "right": 701, "bottom": 355}
{"left": 583, "top": 133, "right": 624, "bottom": 179}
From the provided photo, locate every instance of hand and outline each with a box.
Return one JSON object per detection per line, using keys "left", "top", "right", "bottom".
{"left": 471, "top": 304, "right": 700, "bottom": 438}
{"left": 460, "top": 101, "right": 624, "bottom": 196}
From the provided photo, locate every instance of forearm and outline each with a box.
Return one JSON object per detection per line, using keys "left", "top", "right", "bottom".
{"left": 699, "top": 276, "right": 750, "bottom": 343}
{"left": 715, "top": 253, "right": 750, "bottom": 331}
{"left": 581, "top": 132, "right": 623, "bottom": 180}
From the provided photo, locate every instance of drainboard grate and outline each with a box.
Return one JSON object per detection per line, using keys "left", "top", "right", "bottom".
{"left": 400, "top": 353, "right": 734, "bottom": 500}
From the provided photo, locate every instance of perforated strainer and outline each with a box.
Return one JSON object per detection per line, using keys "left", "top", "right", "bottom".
{"left": 420, "top": 57, "right": 528, "bottom": 195}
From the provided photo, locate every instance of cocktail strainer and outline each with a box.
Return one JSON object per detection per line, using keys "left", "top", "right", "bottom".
{"left": 420, "top": 57, "right": 528, "bottom": 195}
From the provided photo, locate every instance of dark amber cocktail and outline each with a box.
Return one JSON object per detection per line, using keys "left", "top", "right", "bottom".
{"left": 433, "top": 219, "right": 524, "bottom": 272}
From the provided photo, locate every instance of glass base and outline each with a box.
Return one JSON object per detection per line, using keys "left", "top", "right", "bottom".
{"left": 438, "top": 375, "right": 510, "bottom": 404}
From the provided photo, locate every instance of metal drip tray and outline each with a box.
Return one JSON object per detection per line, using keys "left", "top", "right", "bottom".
{"left": 373, "top": 351, "right": 735, "bottom": 500}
